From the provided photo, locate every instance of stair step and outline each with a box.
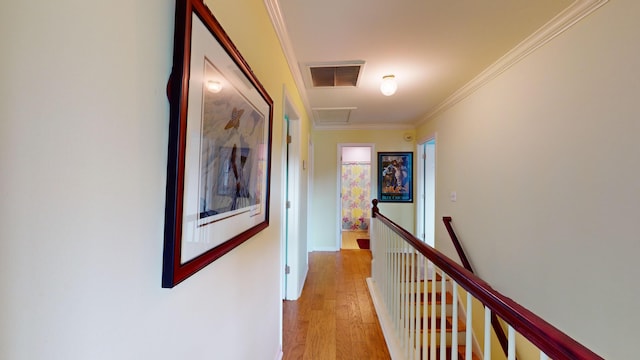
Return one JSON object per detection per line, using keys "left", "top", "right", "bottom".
{"left": 402, "top": 316, "right": 467, "bottom": 333}
{"left": 423, "top": 316, "right": 466, "bottom": 332}
{"left": 424, "top": 290, "right": 453, "bottom": 305}
{"left": 409, "top": 328, "right": 469, "bottom": 347}
{"left": 399, "top": 278, "right": 479, "bottom": 359}
{"left": 439, "top": 346, "right": 481, "bottom": 360}
{"left": 401, "top": 290, "right": 453, "bottom": 304}
{"left": 400, "top": 273, "right": 449, "bottom": 282}
{"left": 421, "top": 346, "right": 481, "bottom": 360}
{"left": 401, "top": 296, "right": 456, "bottom": 319}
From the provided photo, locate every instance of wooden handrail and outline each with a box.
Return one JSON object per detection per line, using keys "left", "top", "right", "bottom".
{"left": 443, "top": 216, "right": 512, "bottom": 360}
{"left": 371, "top": 199, "right": 603, "bottom": 360}
{"left": 442, "top": 216, "right": 473, "bottom": 271}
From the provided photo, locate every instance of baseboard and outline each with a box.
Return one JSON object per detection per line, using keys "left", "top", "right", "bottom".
{"left": 312, "top": 246, "right": 339, "bottom": 252}
{"left": 273, "top": 347, "right": 283, "bottom": 360}
{"left": 366, "top": 277, "right": 404, "bottom": 360}
{"left": 296, "top": 265, "right": 308, "bottom": 298}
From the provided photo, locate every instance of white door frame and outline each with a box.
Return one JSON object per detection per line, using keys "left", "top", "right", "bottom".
{"left": 416, "top": 135, "right": 436, "bottom": 247}
{"left": 281, "top": 88, "right": 306, "bottom": 301}
{"left": 336, "top": 143, "right": 375, "bottom": 250}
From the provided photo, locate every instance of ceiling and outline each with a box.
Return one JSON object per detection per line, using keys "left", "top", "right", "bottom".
{"left": 267, "top": 0, "right": 577, "bottom": 129}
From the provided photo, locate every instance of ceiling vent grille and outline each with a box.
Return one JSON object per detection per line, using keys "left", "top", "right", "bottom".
{"left": 303, "top": 61, "right": 365, "bottom": 88}
{"left": 312, "top": 107, "right": 356, "bottom": 124}
{"left": 310, "top": 66, "right": 360, "bottom": 87}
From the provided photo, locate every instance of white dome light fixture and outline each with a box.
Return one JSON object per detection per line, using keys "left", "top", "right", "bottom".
{"left": 380, "top": 75, "right": 397, "bottom": 96}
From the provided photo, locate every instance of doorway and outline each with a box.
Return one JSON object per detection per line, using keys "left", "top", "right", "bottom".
{"left": 416, "top": 138, "right": 436, "bottom": 247}
{"left": 338, "top": 144, "right": 373, "bottom": 249}
{"left": 281, "top": 92, "right": 306, "bottom": 301}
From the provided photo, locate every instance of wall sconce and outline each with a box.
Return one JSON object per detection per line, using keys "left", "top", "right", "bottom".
{"left": 207, "top": 80, "right": 223, "bottom": 93}
{"left": 380, "top": 75, "right": 397, "bottom": 96}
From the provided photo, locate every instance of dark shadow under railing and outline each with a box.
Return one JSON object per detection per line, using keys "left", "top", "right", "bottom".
{"left": 371, "top": 199, "right": 603, "bottom": 360}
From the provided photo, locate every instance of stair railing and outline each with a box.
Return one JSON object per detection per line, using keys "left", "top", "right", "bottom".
{"left": 443, "top": 216, "right": 512, "bottom": 360}
{"left": 368, "top": 199, "right": 603, "bottom": 360}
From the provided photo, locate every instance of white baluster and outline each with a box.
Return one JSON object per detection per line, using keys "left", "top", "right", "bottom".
{"left": 402, "top": 243, "right": 409, "bottom": 356}
{"left": 508, "top": 325, "right": 515, "bottom": 360}
{"left": 484, "top": 307, "right": 491, "bottom": 360}
{"left": 409, "top": 248, "right": 415, "bottom": 359}
{"left": 452, "top": 283, "right": 458, "bottom": 360}
{"left": 429, "top": 269, "right": 437, "bottom": 360}
{"left": 393, "top": 234, "right": 399, "bottom": 333}
{"left": 466, "top": 293, "right": 472, "bottom": 360}
{"left": 440, "top": 273, "right": 447, "bottom": 360}
{"left": 387, "top": 230, "right": 392, "bottom": 325}
{"left": 416, "top": 253, "right": 421, "bottom": 360}
{"left": 382, "top": 222, "right": 386, "bottom": 306}
{"left": 388, "top": 231, "right": 392, "bottom": 309}
{"left": 422, "top": 259, "right": 430, "bottom": 360}
{"left": 396, "top": 236, "right": 401, "bottom": 334}
{"left": 398, "top": 241, "right": 403, "bottom": 349}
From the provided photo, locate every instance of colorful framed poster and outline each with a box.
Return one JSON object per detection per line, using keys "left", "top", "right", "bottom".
{"left": 377, "top": 152, "right": 413, "bottom": 203}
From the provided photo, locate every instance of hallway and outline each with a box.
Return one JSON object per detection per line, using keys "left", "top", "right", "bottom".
{"left": 282, "top": 250, "right": 390, "bottom": 359}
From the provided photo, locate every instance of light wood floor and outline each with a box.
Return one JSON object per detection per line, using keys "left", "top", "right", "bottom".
{"left": 341, "top": 230, "right": 369, "bottom": 249}
{"left": 283, "top": 250, "right": 390, "bottom": 360}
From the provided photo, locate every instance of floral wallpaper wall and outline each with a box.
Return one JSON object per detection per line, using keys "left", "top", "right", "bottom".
{"left": 341, "top": 162, "right": 371, "bottom": 231}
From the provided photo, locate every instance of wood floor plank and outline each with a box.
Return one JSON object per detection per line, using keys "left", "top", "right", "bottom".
{"left": 303, "top": 309, "right": 336, "bottom": 359}
{"left": 283, "top": 250, "right": 390, "bottom": 360}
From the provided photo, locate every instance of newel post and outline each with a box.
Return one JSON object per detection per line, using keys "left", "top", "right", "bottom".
{"left": 371, "top": 199, "right": 379, "bottom": 218}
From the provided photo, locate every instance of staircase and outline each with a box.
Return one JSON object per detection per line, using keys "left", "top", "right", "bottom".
{"left": 369, "top": 201, "right": 605, "bottom": 360}
{"left": 407, "top": 272, "right": 481, "bottom": 360}
{"left": 430, "top": 294, "right": 480, "bottom": 359}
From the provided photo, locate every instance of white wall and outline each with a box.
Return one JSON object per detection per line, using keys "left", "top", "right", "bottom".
{"left": 417, "top": 0, "right": 640, "bottom": 358}
{"left": 0, "top": 0, "right": 283, "bottom": 359}
{"left": 342, "top": 147, "right": 371, "bottom": 163}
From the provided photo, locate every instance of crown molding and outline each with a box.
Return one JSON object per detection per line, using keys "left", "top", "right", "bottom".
{"left": 312, "top": 122, "right": 415, "bottom": 132}
{"left": 264, "top": 0, "right": 313, "bottom": 121}
{"left": 416, "top": 0, "right": 609, "bottom": 126}
{"left": 266, "top": 0, "right": 609, "bottom": 130}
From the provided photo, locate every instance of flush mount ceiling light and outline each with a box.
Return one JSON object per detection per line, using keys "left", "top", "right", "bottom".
{"left": 380, "top": 75, "right": 397, "bottom": 96}
{"left": 206, "top": 80, "right": 223, "bottom": 93}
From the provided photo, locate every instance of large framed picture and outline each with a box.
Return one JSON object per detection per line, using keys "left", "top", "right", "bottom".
{"left": 162, "top": 0, "right": 273, "bottom": 288}
{"left": 377, "top": 152, "right": 413, "bottom": 203}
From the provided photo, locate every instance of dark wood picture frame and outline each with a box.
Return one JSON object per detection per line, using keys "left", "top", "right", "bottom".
{"left": 377, "top": 152, "right": 413, "bottom": 203}
{"left": 163, "top": 0, "right": 273, "bottom": 288}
